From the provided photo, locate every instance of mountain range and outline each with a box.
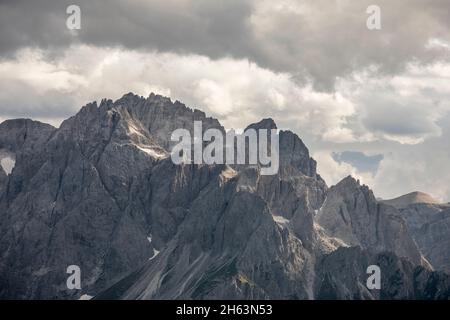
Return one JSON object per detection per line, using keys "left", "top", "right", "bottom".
{"left": 0, "top": 93, "right": 449, "bottom": 299}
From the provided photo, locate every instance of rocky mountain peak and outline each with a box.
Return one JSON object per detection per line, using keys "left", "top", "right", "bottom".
{"left": 245, "top": 118, "right": 277, "bottom": 131}
{"left": 335, "top": 175, "right": 359, "bottom": 187}
{"left": 277, "top": 130, "right": 320, "bottom": 180}
{"left": 333, "top": 175, "right": 365, "bottom": 190}
{"left": 330, "top": 175, "right": 374, "bottom": 203}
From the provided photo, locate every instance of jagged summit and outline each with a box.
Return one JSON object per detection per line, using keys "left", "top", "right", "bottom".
{"left": 245, "top": 118, "right": 277, "bottom": 131}
{"left": 114, "top": 92, "right": 217, "bottom": 120}
{"left": 325, "top": 176, "right": 373, "bottom": 204}
{"left": 334, "top": 175, "right": 361, "bottom": 188}
{"left": 73, "top": 92, "right": 216, "bottom": 124}
{"left": 382, "top": 191, "right": 440, "bottom": 209}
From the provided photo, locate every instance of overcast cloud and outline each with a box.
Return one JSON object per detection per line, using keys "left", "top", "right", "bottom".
{"left": 0, "top": 0, "right": 449, "bottom": 201}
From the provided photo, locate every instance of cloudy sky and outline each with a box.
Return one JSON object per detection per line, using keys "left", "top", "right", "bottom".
{"left": 1, "top": 0, "right": 449, "bottom": 201}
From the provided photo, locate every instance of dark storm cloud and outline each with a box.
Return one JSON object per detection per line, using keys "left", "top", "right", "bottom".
{"left": 0, "top": 0, "right": 72, "bottom": 58}
{"left": 1, "top": 0, "right": 449, "bottom": 89}
{"left": 0, "top": 0, "right": 254, "bottom": 59}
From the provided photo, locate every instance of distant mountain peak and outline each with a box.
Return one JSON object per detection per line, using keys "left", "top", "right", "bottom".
{"left": 382, "top": 191, "right": 440, "bottom": 209}
{"left": 336, "top": 175, "right": 360, "bottom": 187}
{"left": 331, "top": 176, "right": 369, "bottom": 195}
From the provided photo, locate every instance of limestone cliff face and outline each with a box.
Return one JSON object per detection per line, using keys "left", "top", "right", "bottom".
{"left": 381, "top": 192, "right": 450, "bottom": 273}
{"left": 315, "top": 176, "right": 423, "bottom": 266}
{"left": 397, "top": 203, "right": 450, "bottom": 273}
{"left": 0, "top": 94, "right": 224, "bottom": 299}
{"left": 0, "top": 93, "right": 448, "bottom": 300}
{"left": 315, "top": 247, "right": 450, "bottom": 300}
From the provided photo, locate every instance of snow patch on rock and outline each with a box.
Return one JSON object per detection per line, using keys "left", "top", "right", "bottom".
{"left": 149, "top": 249, "right": 160, "bottom": 260}
{"left": 135, "top": 145, "right": 168, "bottom": 159}
{"left": 0, "top": 151, "right": 15, "bottom": 175}
{"left": 272, "top": 215, "right": 290, "bottom": 226}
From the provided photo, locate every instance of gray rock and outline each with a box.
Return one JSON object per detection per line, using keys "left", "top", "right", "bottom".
{"left": 381, "top": 192, "right": 450, "bottom": 272}
{"left": 398, "top": 203, "right": 450, "bottom": 273}
{"left": 0, "top": 93, "right": 448, "bottom": 300}
{"left": 316, "top": 247, "right": 450, "bottom": 300}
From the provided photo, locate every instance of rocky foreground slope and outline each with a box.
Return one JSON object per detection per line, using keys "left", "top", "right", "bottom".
{"left": 0, "top": 93, "right": 449, "bottom": 299}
